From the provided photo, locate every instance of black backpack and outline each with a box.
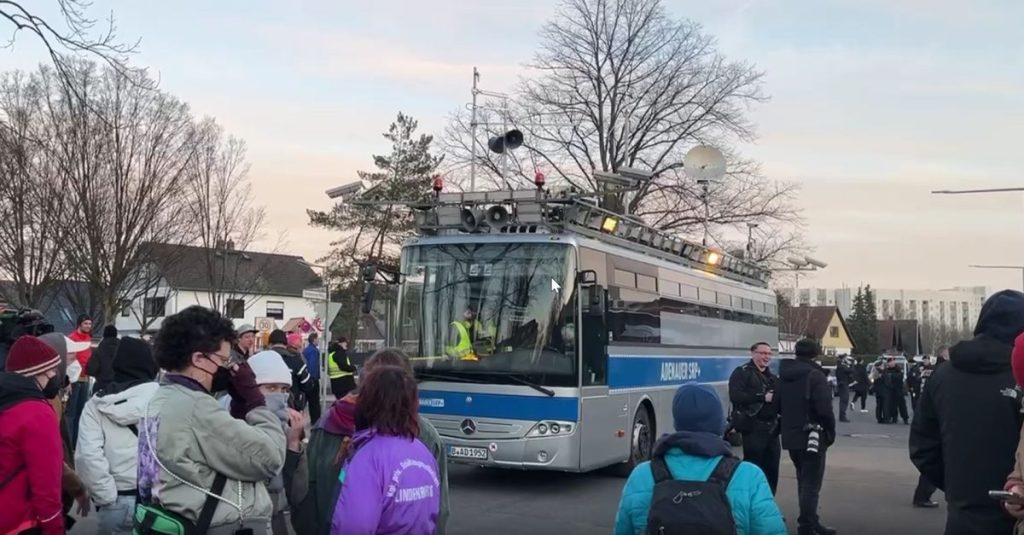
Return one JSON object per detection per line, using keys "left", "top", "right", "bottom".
{"left": 646, "top": 454, "right": 740, "bottom": 535}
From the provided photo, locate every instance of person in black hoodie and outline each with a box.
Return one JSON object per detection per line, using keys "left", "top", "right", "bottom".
{"left": 85, "top": 325, "right": 119, "bottom": 394}
{"left": 881, "top": 358, "right": 909, "bottom": 424}
{"left": 268, "top": 329, "right": 315, "bottom": 412}
{"left": 910, "top": 289, "right": 1024, "bottom": 535}
{"left": 850, "top": 357, "right": 870, "bottom": 413}
{"left": 835, "top": 357, "right": 853, "bottom": 422}
{"left": 779, "top": 338, "right": 837, "bottom": 535}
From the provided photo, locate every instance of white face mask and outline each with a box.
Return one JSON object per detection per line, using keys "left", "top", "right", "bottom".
{"left": 264, "top": 392, "right": 290, "bottom": 424}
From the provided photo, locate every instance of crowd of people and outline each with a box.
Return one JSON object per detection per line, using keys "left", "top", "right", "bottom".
{"left": 0, "top": 306, "right": 447, "bottom": 535}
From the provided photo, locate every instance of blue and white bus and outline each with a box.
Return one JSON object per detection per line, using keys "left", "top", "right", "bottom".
{"left": 388, "top": 189, "right": 778, "bottom": 473}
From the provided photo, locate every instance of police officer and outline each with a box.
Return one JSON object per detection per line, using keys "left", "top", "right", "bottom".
{"left": 729, "top": 341, "right": 781, "bottom": 495}
{"left": 327, "top": 337, "right": 357, "bottom": 398}
{"left": 906, "top": 357, "right": 923, "bottom": 409}
{"left": 881, "top": 357, "right": 909, "bottom": 424}
{"left": 835, "top": 356, "right": 853, "bottom": 422}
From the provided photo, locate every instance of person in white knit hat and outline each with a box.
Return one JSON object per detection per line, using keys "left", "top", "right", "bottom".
{"left": 220, "top": 350, "right": 309, "bottom": 535}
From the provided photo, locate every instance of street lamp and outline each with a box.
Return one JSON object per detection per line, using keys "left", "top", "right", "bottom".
{"left": 969, "top": 264, "right": 1024, "bottom": 292}
{"left": 932, "top": 187, "right": 1024, "bottom": 195}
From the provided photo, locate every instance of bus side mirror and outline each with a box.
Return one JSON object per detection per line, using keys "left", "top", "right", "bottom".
{"left": 584, "top": 284, "right": 605, "bottom": 317}
{"left": 578, "top": 270, "right": 598, "bottom": 288}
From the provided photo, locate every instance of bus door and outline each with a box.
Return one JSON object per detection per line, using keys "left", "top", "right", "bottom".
{"left": 577, "top": 271, "right": 629, "bottom": 470}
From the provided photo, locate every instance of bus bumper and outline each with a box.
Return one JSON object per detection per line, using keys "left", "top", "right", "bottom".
{"left": 441, "top": 433, "right": 580, "bottom": 471}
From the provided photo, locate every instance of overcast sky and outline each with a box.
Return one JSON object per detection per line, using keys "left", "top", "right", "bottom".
{"left": 5, "top": 0, "right": 1024, "bottom": 293}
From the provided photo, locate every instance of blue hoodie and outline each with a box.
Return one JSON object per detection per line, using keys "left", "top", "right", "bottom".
{"left": 614, "top": 384, "right": 786, "bottom": 535}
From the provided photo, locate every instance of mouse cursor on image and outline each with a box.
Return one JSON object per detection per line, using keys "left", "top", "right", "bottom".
{"left": 551, "top": 279, "right": 561, "bottom": 293}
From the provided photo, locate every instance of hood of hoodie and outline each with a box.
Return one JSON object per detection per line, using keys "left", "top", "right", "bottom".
{"left": 974, "top": 290, "right": 1024, "bottom": 345}
{"left": 779, "top": 358, "right": 817, "bottom": 383}
{"left": 92, "top": 381, "right": 159, "bottom": 425}
{"left": 654, "top": 430, "right": 733, "bottom": 458}
{"left": 0, "top": 371, "right": 45, "bottom": 412}
{"left": 950, "top": 334, "right": 1013, "bottom": 375}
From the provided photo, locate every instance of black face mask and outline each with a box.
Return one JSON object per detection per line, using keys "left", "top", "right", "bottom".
{"left": 41, "top": 375, "right": 62, "bottom": 399}
{"left": 199, "top": 356, "right": 232, "bottom": 393}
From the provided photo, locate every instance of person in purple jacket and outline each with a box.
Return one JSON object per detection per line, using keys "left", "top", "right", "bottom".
{"left": 330, "top": 365, "right": 440, "bottom": 535}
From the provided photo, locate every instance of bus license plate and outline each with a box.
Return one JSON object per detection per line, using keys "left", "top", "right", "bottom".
{"left": 448, "top": 446, "right": 488, "bottom": 460}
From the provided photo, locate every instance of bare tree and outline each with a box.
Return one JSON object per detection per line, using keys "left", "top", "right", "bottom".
{"left": 181, "top": 118, "right": 283, "bottom": 314}
{"left": 43, "top": 61, "right": 197, "bottom": 324}
{"left": 0, "top": 1, "right": 138, "bottom": 85}
{"left": 441, "top": 0, "right": 802, "bottom": 259}
{"left": 0, "top": 69, "right": 69, "bottom": 309}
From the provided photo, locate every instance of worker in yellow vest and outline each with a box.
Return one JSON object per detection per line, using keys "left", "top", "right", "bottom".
{"left": 327, "top": 337, "right": 357, "bottom": 398}
{"left": 446, "top": 309, "right": 496, "bottom": 361}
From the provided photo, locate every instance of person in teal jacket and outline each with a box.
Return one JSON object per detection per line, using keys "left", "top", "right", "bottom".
{"left": 614, "top": 383, "right": 787, "bottom": 535}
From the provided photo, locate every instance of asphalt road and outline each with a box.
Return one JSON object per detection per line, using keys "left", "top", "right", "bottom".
{"left": 444, "top": 395, "right": 946, "bottom": 535}
{"left": 70, "top": 395, "right": 946, "bottom": 535}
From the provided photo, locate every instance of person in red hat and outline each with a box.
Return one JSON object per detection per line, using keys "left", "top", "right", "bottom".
{"left": 0, "top": 336, "right": 67, "bottom": 535}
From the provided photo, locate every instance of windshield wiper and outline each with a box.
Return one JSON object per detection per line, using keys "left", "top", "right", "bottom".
{"left": 504, "top": 374, "right": 556, "bottom": 397}
{"left": 415, "top": 371, "right": 486, "bottom": 384}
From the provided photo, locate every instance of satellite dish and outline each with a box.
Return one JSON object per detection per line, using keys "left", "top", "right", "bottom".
{"left": 683, "top": 146, "right": 726, "bottom": 180}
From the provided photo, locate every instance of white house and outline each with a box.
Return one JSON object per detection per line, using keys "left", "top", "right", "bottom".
{"left": 116, "top": 243, "right": 325, "bottom": 337}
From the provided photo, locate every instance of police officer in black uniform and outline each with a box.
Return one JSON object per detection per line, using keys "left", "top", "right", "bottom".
{"left": 729, "top": 341, "right": 781, "bottom": 495}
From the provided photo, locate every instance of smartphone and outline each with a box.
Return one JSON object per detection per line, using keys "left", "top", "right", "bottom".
{"left": 989, "top": 490, "right": 1024, "bottom": 505}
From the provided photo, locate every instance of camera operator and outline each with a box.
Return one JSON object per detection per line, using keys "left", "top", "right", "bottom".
{"left": 779, "top": 338, "right": 837, "bottom": 535}
{"left": 729, "top": 341, "right": 781, "bottom": 495}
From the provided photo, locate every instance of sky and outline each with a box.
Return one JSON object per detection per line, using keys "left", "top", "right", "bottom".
{"left": 3, "top": 0, "right": 1024, "bottom": 293}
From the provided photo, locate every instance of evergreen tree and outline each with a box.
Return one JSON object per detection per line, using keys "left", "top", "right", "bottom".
{"left": 848, "top": 285, "right": 879, "bottom": 356}
{"left": 308, "top": 113, "right": 443, "bottom": 338}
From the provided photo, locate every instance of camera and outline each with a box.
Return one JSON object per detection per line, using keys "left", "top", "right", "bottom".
{"left": 804, "top": 423, "right": 824, "bottom": 454}
{"left": 0, "top": 308, "right": 55, "bottom": 368}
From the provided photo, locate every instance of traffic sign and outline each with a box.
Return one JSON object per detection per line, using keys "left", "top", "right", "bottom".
{"left": 303, "top": 288, "right": 327, "bottom": 301}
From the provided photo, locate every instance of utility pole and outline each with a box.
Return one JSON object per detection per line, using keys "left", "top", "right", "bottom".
{"left": 470, "top": 67, "right": 480, "bottom": 191}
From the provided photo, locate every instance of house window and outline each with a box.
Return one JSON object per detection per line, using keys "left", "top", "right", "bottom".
{"left": 829, "top": 326, "right": 839, "bottom": 338}
{"left": 225, "top": 299, "right": 245, "bottom": 319}
{"left": 120, "top": 299, "right": 132, "bottom": 317}
{"left": 266, "top": 300, "right": 285, "bottom": 320}
{"left": 144, "top": 297, "right": 166, "bottom": 318}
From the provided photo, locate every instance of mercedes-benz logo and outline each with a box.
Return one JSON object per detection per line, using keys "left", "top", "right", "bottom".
{"left": 460, "top": 419, "right": 477, "bottom": 435}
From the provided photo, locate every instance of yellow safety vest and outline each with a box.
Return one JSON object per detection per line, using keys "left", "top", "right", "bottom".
{"left": 446, "top": 320, "right": 495, "bottom": 361}
{"left": 327, "top": 351, "right": 354, "bottom": 379}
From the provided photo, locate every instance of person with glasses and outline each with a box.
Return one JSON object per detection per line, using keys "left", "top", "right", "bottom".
{"left": 728, "top": 342, "right": 782, "bottom": 495}
{"left": 135, "top": 306, "right": 286, "bottom": 535}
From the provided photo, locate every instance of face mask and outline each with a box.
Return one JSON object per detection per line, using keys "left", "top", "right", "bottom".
{"left": 264, "top": 393, "right": 290, "bottom": 424}
{"left": 199, "top": 355, "right": 232, "bottom": 392}
{"left": 41, "top": 375, "right": 62, "bottom": 399}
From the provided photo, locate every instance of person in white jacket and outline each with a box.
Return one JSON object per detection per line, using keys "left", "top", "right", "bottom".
{"left": 74, "top": 337, "right": 159, "bottom": 534}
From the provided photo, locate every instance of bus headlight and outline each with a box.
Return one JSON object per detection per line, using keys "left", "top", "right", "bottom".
{"left": 527, "top": 420, "right": 575, "bottom": 437}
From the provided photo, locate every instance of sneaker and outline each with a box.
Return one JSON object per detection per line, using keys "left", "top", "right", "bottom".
{"left": 913, "top": 501, "right": 939, "bottom": 508}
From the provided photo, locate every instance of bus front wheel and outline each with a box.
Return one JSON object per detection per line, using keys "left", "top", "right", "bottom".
{"left": 616, "top": 407, "right": 653, "bottom": 476}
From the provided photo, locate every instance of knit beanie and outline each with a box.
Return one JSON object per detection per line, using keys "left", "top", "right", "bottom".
{"left": 248, "top": 350, "right": 293, "bottom": 386}
{"left": 1013, "top": 332, "right": 1024, "bottom": 388}
{"left": 287, "top": 332, "right": 303, "bottom": 349}
{"left": 112, "top": 337, "right": 158, "bottom": 383}
{"left": 672, "top": 383, "right": 726, "bottom": 435}
{"left": 5, "top": 336, "right": 61, "bottom": 376}
{"left": 103, "top": 325, "right": 118, "bottom": 338}
{"left": 268, "top": 329, "right": 288, "bottom": 346}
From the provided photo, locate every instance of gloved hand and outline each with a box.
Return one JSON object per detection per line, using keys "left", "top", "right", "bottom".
{"left": 227, "top": 362, "right": 265, "bottom": 419}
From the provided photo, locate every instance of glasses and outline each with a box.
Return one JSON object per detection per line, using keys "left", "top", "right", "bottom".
{"left": 205, "top": 351, "right": 232, "bottom": 366}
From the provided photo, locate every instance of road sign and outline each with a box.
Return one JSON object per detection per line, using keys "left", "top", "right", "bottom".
{"left": 255, "top": 317, "right": 275, "bottom": 332}
{"left": 303, "top": 288, "right": 327, "bottom": 301}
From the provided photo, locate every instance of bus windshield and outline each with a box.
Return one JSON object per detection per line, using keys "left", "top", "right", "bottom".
{"left": 398, "top": 242, "right": 577, "bottom": 387}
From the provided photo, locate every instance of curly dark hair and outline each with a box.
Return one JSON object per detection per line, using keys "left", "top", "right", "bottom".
{"left": 154, "top": 305, "right": 237, "bottom": 371}
{"left": 358, "top": 365, "right": 419, "bottom": 439}
{"left": 364, "top": 347, "right": 412, "bottom": 374}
